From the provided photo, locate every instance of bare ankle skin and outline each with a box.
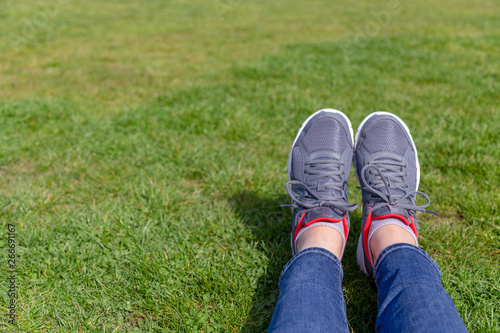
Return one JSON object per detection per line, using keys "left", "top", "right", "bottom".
{"left": 296, "top": 226, "right": 343, "bottom": 259}
{"left": 370, "top": 225, "right": 416, "bottom": 264}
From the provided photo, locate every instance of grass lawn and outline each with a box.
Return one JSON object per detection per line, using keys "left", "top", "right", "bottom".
{"left": 0, "top": 0, "right": 499, "bottom": 331}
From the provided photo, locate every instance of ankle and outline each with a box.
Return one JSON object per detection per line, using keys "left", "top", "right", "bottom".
{"left": 369, "top": 224, "right": 416, "bottom": 264}
{"left": 296, "top": 226, "right": 344, "bottom": 259}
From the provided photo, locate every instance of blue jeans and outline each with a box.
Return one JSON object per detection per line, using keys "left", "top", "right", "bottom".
{"left": 268, "top": 244, "right": 468, "bottom": 332}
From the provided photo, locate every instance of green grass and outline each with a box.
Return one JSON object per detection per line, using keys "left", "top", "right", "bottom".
{"left": 0, "top": 0, "right": 499, "bottom": 331}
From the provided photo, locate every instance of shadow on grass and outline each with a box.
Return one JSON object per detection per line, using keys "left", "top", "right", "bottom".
{"left": 229, "top": 191, "right": 290, "bottom": 332}
{"left": 230, "top": 191, "right": 378, "bottom": 333}
{"left": 341, "top": 210, "right": 379, "bottom": 332}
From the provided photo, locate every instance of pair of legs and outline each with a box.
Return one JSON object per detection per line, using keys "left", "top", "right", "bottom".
{"left": 269, "top": 110, "right": 467, "bottom": 332}
{"left": 269, "top": 244, "right": 467, "bottom": 332}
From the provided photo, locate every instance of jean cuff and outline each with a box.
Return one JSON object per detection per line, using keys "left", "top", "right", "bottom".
{"left": 278, "top": 247, "right": 341, "bottom": 286}
{"left": 374, "top": 243, "right": 441, "bottom": 276}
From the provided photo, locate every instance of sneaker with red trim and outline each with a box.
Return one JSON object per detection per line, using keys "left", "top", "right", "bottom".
{"left": 284, "top": 109, "right": 359, "bottom": 258}
{"left": 354, "top": 112, "right": 438, "bottom": 277}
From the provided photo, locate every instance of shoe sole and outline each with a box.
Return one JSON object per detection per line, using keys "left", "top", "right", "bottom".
{"left": 354, "top": 111, "right": 420, "bottom": 276}
{"left": 287, "top": 108, "right": 354, "bottom": 181}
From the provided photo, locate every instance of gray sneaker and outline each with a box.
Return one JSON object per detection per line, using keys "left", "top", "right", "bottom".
{"left": 285, "top": 109, "right": 359, "bottom": 257}
{"left": 354, "top": 112, "right": 437, "bottom": 276}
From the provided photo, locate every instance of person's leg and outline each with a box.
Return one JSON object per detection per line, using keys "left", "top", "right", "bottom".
{"left": 269, "top": 109, "right": 358, "bottom": 332}
{"left": 354, "top": 112, "right": 467, "bottom": 332}
{"left": 267, "top": 246, "right": 348, "bottom": 333}
{"left": 374, "top": 242, "right": 467, "bottom": 332}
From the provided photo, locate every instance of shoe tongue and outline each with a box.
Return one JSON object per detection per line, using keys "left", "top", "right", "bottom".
{"left": 372, "top": 205, "right": 410, "bottom": 223}
{"left": 303, "top": 207, "right": 343, "bottom": 223}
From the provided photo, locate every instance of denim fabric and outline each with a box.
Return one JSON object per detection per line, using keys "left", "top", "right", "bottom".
{"left": 267, "top": 248, "right": 349, "bottom": 333}
{"left": 268, "top": 244, "right": 467, "bottom": 333}
{"left": 374, "top": 243, "right": 468, "bottom": 333}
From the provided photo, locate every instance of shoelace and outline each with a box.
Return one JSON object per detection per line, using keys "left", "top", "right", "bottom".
{"left": 358, "top": 160, "right": 438, "bottom": 215}
{"left": 283, "top": 159, "right": 359, "bottom": 213}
